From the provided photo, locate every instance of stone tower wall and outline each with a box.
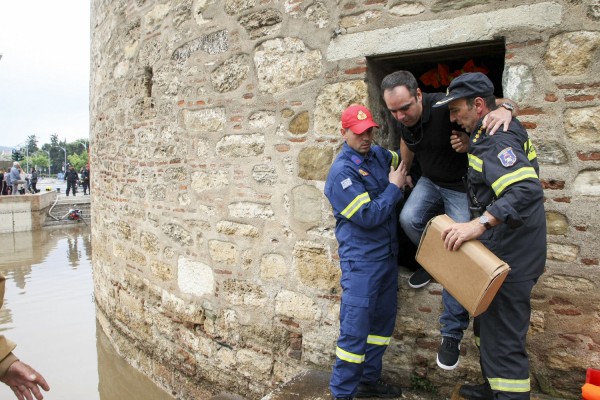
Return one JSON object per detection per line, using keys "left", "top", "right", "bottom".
{"left": 90, "top": 1, "right": 600, "bottom": 398}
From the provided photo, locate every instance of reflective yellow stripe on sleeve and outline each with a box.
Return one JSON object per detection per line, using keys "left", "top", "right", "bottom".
{"left": 367, "top": 334, "right": 391, "bottom": 346}
{"left": 488, "top": 377, "right": 530, "bottom": 393}
{"left": 491, "top": 167, "right": 538, "bottom": 197}
{"left": 468, "top": 153, "right": 483, "bottom": 172}
{"left": 388, "top": 150, "right": 400, "bottom": 169}
{"left": 336, "top": 346, "right": 365, "bottom": 364}
{"left": 341, "top": 192, "right": 371, "bottom": 219}
{"left": 524, "top": 139, "right": 537, "bottom": 161}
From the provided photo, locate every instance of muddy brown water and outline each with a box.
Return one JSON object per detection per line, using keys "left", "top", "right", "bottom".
{"left": 0, "top": 225, "right": 174, "bottom": 400}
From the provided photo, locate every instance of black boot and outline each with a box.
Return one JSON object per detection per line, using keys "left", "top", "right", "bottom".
{"left": 356, "top": 379, "right": 402, "bottom": 398}
{"left": 459, "top": 381, "right": 493, "bottom": 400}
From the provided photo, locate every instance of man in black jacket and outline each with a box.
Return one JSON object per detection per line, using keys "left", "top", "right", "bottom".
{"left": 64, "top": 165, "right": 79, "bottom": 196}
{"left": 439, "top": 72, "right": 546, "bottom": 400}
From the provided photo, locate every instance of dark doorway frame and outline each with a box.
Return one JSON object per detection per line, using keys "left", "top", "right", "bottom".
{"left": 366, "top": 39, "right": 507, "bottom": 149}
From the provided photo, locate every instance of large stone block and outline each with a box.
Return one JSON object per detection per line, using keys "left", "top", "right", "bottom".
{"left": 546, "top": 211, "right": 569, "bottom": 236}
{"left": 545, "top": 31, "right": 600, "bottom": 76}
{"left": 547, "top": 242, "right": 579, "bottom": 262}
{"left": 225, "top": 0, "right": 257, "bottom": 15}
{"left": 275, "top": 290, "right": 321, "bottom": 320}
{"left": 297, "top": 147, "right": 333, "bottom": 181}
{"left": 564, "top": 107, "right": 600, "bottom": 144}
{"left": 208, "top": 240, "right": 238, "bottom": 265}
{"left": 502, "top": 64, "right": 534, "bottom": 103}
{"left": 238, "top": 9, "right": 282, "bottom": 39}
{"left": 228, "top": 202, "right": 275, "bottom": 219}
{"left": 177, "top": 257, "right": 215, "bottom": 296}
{"left": 573, "top": 170, "right": 600, "bottom": 196}
{"left": 314, "top": 80, "right": 369, "bottom": 137}
{"left": 254, "top": 37, "right": 322, "bottom": 94}
{"left": 171, "top": 30, "right": 229, "bottom": 64}
{"left": 293, "top": 241, "right": 340, "bottom": 291}
{"left": 216, "top": 220, "right": 259, "bottom": 237}
{"left": 210, "top": 54, "right": 250, "bottom": 93}
{"left": 191, "top": 169, "right": 230, "bottom": 193}
{"left": 162, "top": 223, "right": 193, "bottom": 246}
{"left": 215, "top": 133, "right": 265, "bottom": 157}
{"left": 180, "top": 107, "right": 226, "bottom": 133}
{"left": 260, "top": 253, "right": 287, "bottom": 279}
{"left": 536, "top": 141, "right": 569, "bottom": 165}
{"left": 390, "top": 2, "right": 426, "bottom": 16}
{"left": 291, "top": 184, "right": 323, "bottom": 223}
{"left": 220, "top": 280, "right": 268, "bottom": 307}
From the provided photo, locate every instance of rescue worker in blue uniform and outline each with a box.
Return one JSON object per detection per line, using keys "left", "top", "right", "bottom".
{"left": 435, "top": 73, "right": 546, "bottom": 400}
{"left": 325, "top": 104, "right": 407, "bottom": 400}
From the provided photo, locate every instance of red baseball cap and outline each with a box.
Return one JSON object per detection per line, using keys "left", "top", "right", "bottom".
{"left": 341, "top": 104, "right": 378, "bottom": 134}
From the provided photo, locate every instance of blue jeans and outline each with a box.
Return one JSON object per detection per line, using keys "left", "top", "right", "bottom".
{"left": 399, "top": 176, "right": 470, "bottom": 340}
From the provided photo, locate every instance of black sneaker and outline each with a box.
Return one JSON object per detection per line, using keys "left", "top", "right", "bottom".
{"left": 436, "top": 336, "right": 460, "bottom": 370}
{"left": 408, "top": 268, "right": 431, "bottom": 288}
{"left": 459, "top": 381, "right": 493, "bottom": 400}
{"left": 356, "top": 379, "right": 402, "bottom": 398}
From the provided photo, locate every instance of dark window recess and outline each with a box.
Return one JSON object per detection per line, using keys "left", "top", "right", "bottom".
{"left": 143, "top": 66, "right": 153, "bottom": 98}
{"left": 366, "top": 39, "right": 506, "bottom": 149}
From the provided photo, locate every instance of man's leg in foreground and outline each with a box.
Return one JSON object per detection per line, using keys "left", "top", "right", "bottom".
{"left": 399, "top": 177, "right": 443, "bottom": 288}
{"left": 437, "top": 188, "right": 471, "bottom": 370}
{"left": 357, "top": 257, "right": 402, "bottom": 398}
{"left": 330, "top": 259, "right": 401, "bottom": 399}
{"left": 480, "top": 281, "right": 535, "bottom": 400}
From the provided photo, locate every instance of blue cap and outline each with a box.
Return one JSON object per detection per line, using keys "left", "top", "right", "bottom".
{"left": 433, "top": 72, "right": 494, "bottom": 107}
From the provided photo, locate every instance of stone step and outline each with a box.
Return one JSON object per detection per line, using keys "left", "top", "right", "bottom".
{"left": 44, "top": 196, "right": 91, "bottom": 226}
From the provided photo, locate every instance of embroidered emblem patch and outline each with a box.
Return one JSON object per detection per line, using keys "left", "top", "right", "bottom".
{"left": 351, "top": 155, "right": 362, "bottom": 165}
{"left": 357, "top": 110, "right": 367, "bottom": 120}
{"left": 358, "top": 169, "right": 369, "bottom": 176}
{"left": 341, "top": 178, "right": 352, "bottom": 189}
{"left": 498, "top": 147, "right": 517, "bottom": 167}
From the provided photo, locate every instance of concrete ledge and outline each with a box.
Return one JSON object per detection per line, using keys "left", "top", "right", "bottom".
{"left": 0, "top": 191, "right": 58, "bottom": 233}
{"left": 326, "top": 2, "right": 562, "bottom": 61}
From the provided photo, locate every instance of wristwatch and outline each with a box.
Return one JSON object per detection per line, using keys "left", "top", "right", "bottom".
{"left": 479, "top": 215, "right": 492, "bottom": 230}
{"left": 500, "top": 102, "right": 514, "bottom": 112}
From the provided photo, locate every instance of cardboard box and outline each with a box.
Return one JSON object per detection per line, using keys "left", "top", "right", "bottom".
{"left": 415, "top": 214, "right": 510, "bottom": 316}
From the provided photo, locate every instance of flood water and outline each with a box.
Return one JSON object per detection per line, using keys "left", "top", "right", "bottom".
{"left": 0, "top": 226, "right": 174, "bottom": 400}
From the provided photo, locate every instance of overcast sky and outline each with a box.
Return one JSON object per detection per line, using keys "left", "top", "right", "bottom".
{"left": 0, "top": 1, "right": 90, "bottom": 149}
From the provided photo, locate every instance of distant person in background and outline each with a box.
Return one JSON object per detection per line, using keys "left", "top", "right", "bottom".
{"left": 9, "top": 162, "right": 25, "bottom": 196}
{"left": 81, "top": 165, "right": 90, "bottom": 195}
{"left": 64, "top": 165, "right": 79, "bottom": 196}
{"left": 0, "top": 169, "right": 6, "bottom": 195}
{"left": 30, "top": 168, "right": 39, "bottom": 194}
{"left": 0, "top": 275, "right": 50, "bottom": 399}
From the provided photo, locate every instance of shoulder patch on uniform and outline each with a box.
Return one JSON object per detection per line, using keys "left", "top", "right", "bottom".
{"left": 341, "top": 178, "right": 352, "bottom": 189}
{"left": 358, "top": 169, "right": 369, "bottom": 176}
{"left": 497, "top": 147, "right": 517, "bottom": 167}
{"left": 351, "top": 155, "right": 362, "bottom": 165}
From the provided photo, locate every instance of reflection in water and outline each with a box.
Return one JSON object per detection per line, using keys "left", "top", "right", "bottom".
{"left": 0, "top": 226, "right": 173, "bottom": 400}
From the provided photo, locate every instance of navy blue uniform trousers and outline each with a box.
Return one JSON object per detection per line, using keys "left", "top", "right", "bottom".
{"left": 330, "top": 256, "right": 398, "bottom": 398}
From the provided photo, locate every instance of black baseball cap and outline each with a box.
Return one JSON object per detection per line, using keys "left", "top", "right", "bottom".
{"left": 433, "top": 72, "right": 494, "bottom": 107}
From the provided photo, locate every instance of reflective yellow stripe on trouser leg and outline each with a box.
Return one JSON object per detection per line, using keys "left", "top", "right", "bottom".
{"left": 488, "top": 377, "right": 530, "bottom": 393}
{"left": 367, "top": 334, "right": 391, "bottom": 346}
{"left": 336, "top": 346, "right": 365, "bottom": 364}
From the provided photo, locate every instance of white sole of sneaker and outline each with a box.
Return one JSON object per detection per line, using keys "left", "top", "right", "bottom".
{"left": 436, "top": 354, "right": 459, "bottom": 370}
{"left": 408, "top": 279, "right": 431, "bottom": 289}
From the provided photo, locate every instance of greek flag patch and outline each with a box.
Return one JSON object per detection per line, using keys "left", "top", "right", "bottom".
{"left": 341, "top": 178, "right": 352, "bottom": 189}
{"left": 498, "top": 147, "right": 517, "bottom": 167}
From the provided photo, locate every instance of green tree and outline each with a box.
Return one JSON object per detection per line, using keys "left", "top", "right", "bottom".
{"left": 26, "top": 135, "right": 39, "bottom": 154}
{"left": 67, "top": 151, "right": 88, "bottom": 171}
{"left": 28, "top": 152, "right": 50, "bottom": 175}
